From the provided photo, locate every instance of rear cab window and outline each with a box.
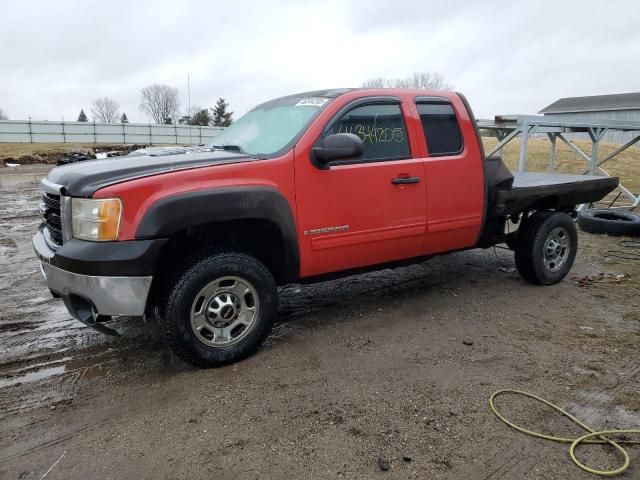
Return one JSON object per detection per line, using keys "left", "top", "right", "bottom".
{"left": 326, "top": 103, "right": 410, "bottom": 162}
{"left": 416, "top": 101, "right": 463, "bottom": 156}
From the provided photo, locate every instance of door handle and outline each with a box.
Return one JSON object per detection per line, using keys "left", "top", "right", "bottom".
{"left": 391, "top": 176, "right": 420, "bottom": 185}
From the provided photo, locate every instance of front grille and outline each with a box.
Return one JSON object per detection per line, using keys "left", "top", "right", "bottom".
{"left": 41, "top": 192, "right": 63, "bottom": 247}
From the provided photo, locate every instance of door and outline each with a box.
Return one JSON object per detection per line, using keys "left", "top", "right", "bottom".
{"left": 413, "top": 97, "right": 485, "bottom": 254}
{"left": 294, "top": 100, "right": 427, "bottom": 277}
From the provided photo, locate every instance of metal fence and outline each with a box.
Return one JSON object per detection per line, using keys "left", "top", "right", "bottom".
{"left": 0, "top": 120, "right": 223, "bottom": 145}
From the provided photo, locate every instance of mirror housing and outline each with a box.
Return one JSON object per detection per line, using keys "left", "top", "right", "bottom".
{"left": 312, "top": 133, "right": 363, "bottom": 167}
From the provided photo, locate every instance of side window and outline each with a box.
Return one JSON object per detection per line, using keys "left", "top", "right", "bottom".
{"left": 327, "top": 103, "right": 410, "bottom": 161}
{"left": 417, "top": 102, "right": 463, "bottom": 156}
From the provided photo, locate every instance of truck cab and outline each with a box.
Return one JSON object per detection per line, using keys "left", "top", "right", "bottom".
{"left": 293, "top": 90, "right": 485, "bottom": 277}
{"left": 33, "top": 88, "right": 618, "bottom": 367}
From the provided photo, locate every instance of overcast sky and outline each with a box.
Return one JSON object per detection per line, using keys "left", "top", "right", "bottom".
{"left": 2, "top": 0, "right": 639, "bottom": 122}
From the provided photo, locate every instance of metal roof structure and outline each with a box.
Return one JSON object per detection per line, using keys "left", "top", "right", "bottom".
{"left": 539, "top": 92, "right": 640, "bottom": 114}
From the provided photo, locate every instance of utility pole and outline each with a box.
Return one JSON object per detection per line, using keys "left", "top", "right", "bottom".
{"left": 188, "top": 73, "right": 191, "bottom": 144}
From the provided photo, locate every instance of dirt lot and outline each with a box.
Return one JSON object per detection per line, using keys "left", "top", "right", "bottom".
{"left": 0, "top": 143, "right": 147, "bottom": 166}
{"left": 1, "top": 173, "right": 639, "bottom": 479}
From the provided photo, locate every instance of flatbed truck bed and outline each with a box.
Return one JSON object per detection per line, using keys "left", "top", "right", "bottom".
{"left": 493, "top": 172, "right": 618, "bottom": 216}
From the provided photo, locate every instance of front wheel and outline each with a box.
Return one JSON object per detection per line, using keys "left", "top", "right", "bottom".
{"left": 163, "top": 252, "right": 278, "bottom": 367}
{"left": 515, "top": 211, "right": 578, "bottom": 285}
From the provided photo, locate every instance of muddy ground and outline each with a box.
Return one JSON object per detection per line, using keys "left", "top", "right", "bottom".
{"left": 0, "top": 144, "right": 147, "bottom": 167}
{"left": 0, "top": 177, "right": 639, "bottom": 479}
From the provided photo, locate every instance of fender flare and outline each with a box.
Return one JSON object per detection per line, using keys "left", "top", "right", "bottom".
{"left": 135, "top": 186, "right": 300, "bottom": 281}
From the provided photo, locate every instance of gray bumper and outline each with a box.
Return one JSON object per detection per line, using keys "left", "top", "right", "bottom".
{"left": 40, "top": 262, "right": 152, "bottom": 317}
{"left": 33, "top": 230, "right": 153, "bottom": 319}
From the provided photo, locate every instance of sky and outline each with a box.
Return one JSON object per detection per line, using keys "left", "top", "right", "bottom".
{"left": 2, "top": 0, "right": 640, "bottom": 122}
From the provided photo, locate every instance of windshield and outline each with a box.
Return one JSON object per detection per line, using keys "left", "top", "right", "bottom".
{"left": 207, "top": 95, "right": 332, "bottom": 157}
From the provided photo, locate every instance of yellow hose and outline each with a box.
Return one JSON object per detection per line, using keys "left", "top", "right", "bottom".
{"left": 489, "top": 389, "right": 640, "bottom": 476}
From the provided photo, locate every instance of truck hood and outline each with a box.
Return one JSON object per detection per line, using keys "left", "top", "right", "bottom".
{"left": 47, "top": 146, "right": 253, "bottom": 197}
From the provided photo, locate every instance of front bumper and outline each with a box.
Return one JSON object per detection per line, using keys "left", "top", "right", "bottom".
{"left": 40, "top": 261, "right": 152, "bottom": 317}
{"left": 33, "top": 226, "right": 165, "bottom": 332}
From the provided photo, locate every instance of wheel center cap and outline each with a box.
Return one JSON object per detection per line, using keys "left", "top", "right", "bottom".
{"left": 221, "top": 305, "right": 235, "bottom": 320}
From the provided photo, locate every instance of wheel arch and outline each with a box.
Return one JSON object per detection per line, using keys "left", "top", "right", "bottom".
{"left": 136, "top": 186, "right": 300, "bottom": 284}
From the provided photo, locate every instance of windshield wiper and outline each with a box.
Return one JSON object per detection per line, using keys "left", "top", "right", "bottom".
{"left": 212, "top": 144, "right": 246, "bottom": 154}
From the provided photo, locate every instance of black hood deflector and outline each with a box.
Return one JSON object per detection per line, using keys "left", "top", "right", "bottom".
{"left": 47, "top": 148, "right": 253, "bottom": 196}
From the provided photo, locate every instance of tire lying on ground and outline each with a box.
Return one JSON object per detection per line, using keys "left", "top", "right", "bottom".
{"left": 577, "top": 208, "right": 640, "bottom": 236}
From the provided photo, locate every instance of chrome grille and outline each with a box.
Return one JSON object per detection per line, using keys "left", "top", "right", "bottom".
{"left": 41, "top": 192, "right": 63, "bottom": 247}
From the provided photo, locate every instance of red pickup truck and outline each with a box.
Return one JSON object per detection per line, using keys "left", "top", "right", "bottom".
{"left": 34, "top": 88, "right": 618, "bottom": 367}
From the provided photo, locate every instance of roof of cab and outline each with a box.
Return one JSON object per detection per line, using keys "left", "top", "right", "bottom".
{"left": 286, "top": 88, "right": 456, "bottom": 99}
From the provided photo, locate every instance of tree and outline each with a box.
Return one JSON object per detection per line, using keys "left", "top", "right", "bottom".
{"left": 77, "top": 109, "right": 88, "bottom": 122}
{"left": 211, "top": 98, "right": 233, "bottom": 127}
{"left": 361, "top": 72, "right": 452, "bottom": 90}
{"left": 178, "top": 105, "right": 205, "bottom": 125}
{"left": 0, "top": 108, "right": 7, "bottom": 120}
{"left": 189, "top": 108, "right": 212, "bottom": 126}
{"left": 91, "top": 97, "right": 120, "bottom": 122}
{"left": 139, "top": 84, "right": 180, "bottom": 124}
{"left": 120, "top": 113, "right": 129, "bottom": 123}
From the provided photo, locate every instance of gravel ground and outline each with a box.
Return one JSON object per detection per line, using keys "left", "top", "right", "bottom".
{"left": 0, "top": 179, "right": 639, "bottom": 479}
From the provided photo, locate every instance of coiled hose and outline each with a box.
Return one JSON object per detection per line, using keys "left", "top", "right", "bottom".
{"left": 490, "top": 390, "right": 640, "bottom": 476}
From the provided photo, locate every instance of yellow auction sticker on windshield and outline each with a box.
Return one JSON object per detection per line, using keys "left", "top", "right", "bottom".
{"left": 295, "top": 97, "right": 329, "bottom": 107}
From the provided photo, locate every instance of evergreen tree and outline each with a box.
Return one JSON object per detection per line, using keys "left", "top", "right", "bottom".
{"left": 77, "top": 109, "right": 88, "bottom": 122}
{"left": 120, "top": 113, "right": 129, "bottom": 123}
{"left": 211, "top": 98, "right": 233, "bottom": 127}
{"left": 189, "top": 109, "right": 212, "bottom": 126}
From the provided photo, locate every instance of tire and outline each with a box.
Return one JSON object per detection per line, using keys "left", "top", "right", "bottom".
{"left": 515, "top": 211, "right": 578, "bottom": 285}
{"left": 163, "top": 251, "right": 278, "bottom": 368}
{"left": 577, "top": 208, "right": 640, "bottom": 236}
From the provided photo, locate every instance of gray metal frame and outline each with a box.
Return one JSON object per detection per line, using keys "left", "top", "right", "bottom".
{"left": 478, "top": 115, "right": 640, "bottom": 209}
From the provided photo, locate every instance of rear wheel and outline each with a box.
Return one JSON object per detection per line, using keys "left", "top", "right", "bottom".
{"left": 163, "top": 251, "right": 278, "bottom": 367}
{"left": 515, "top": 211, "right": 577, "bottom": 285}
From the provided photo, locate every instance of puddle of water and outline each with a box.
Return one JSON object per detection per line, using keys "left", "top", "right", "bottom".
{"left": 0, "top": 365, "right": 66, "bottom": 388}
{"left": 565, "top": 390, "right": 640, "bottom": 428}
{"left": 0, "top": 173, "right": 45, "bottom": 188}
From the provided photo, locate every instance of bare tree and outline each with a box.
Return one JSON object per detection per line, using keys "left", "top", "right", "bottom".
{"left": 0, "top": 108, "right": 7, "bottom": 120}
{"left": 361, "top": 77, "right": 393, "bottom": 88}
{"left": 139, "top": 84, "right": 180, "bottom": 124}
{"left": 91, "top": 97, "right": 120, "bottom": 123}
{"left": 361, "top": 72, "right": 452, "bottom": 90}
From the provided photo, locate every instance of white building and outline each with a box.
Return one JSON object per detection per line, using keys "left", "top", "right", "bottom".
{"left": 539, "top": 92, "right": 640, "bottom": 144}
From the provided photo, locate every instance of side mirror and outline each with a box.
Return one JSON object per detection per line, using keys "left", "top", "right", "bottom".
{"left": 312, "top": 133, "right": 363, "bottom": 167}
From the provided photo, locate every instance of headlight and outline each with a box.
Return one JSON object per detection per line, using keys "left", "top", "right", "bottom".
{"left": 71, "top": 198, "right": 122, "bottom": 241}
